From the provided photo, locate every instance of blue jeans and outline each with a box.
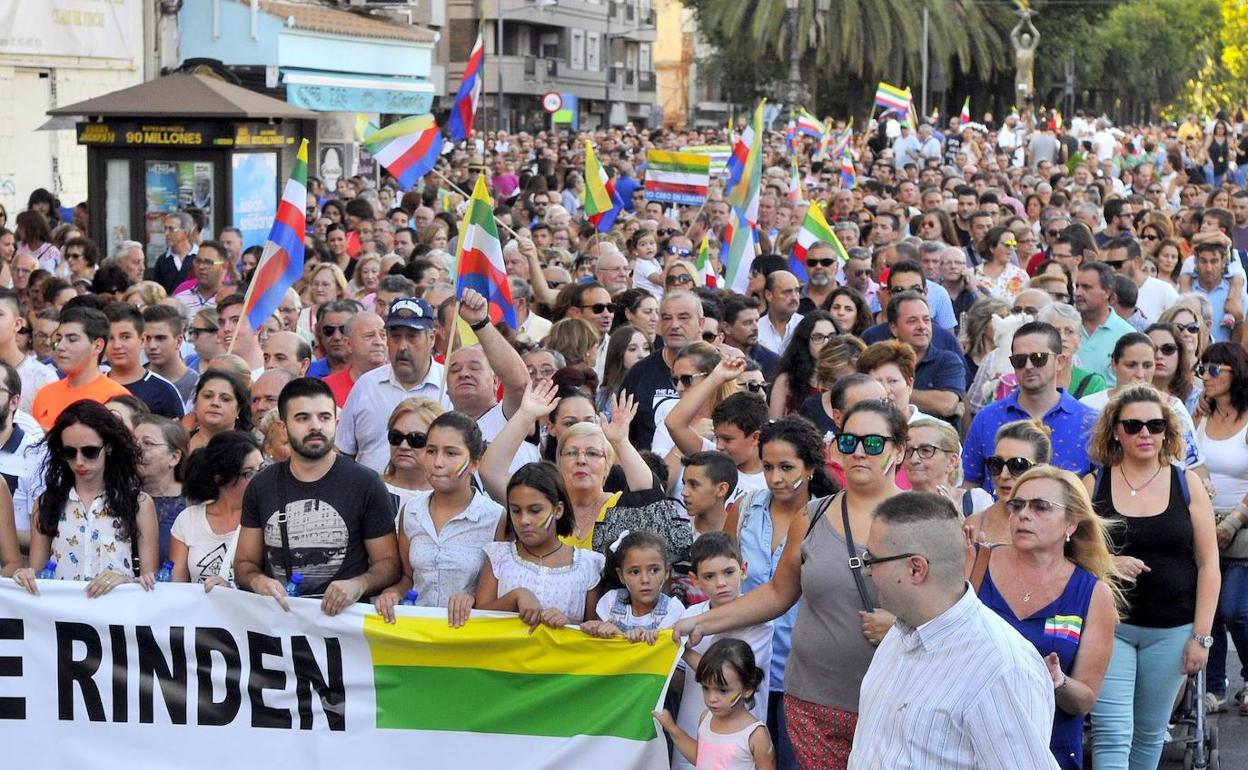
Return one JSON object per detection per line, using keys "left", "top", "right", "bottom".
{"left": 768, "top": 690, "right": 798, "bottom": 770}
{"left": 1091, "top": 623, "right": 1191, "bottom": 770}
{"left": 1208, "top": 560, "right": 1248, "bottom": 696}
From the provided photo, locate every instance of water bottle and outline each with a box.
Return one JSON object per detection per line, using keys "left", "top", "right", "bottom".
{"left": 400, "top": 589, "right": 420, "bottom": 606}
{"left": 155, "top": 560, "right": 174, "bottom": 583}
{"left": 35, "top": 560, "right": 56, "bottom": 579}
{"left": 284, "top": 571, "right": 304, "bottom": 597}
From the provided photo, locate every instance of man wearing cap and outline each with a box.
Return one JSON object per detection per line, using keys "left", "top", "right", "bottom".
{"left": 336, "top": 295, "right": 448, "bottom": 472}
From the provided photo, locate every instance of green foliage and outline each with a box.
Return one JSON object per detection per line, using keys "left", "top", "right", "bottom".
{"left": 1166, "top": 0, "right": 1248, "bottom": 118}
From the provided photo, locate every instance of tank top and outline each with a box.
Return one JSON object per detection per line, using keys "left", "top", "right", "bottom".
{"left": 694, "top": 711, "right": 765, "bottom": 770}
{"left": 1094, "top": 465, "right": 1195, "bottom": 628}
{"left": 979, "top": 563, "right": 1097, "bottom": 770}
{"left": 1196, "top": 416, "right": 1248, "bottom": 509}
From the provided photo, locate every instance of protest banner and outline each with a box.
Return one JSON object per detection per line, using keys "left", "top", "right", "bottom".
{"left": 643, "top": 150, "right": 711, "bottom": 205}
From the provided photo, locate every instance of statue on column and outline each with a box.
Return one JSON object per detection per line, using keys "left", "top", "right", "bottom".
{"left": 1010, "top": 5, "right": 1039, "bottom": 110}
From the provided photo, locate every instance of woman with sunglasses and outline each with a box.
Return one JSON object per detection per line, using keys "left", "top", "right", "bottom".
{"left": 381, "top": 397, "right": 445, "bottom": 517}
{"left": 662, "top": 259, "right": 700, "bottom": 294}
{"left": 1192, "top": 342, "right": 1248, "bottom": 713}
{"left": 1160, "top": 299, "right": 1213, "bottom": 374}
{"left": 677, "top": 405, "right": 897, "bottom": 769}
{"left": 976, "top": 466, "right": 1123, "bottom": 770}
{"left": 964, "top": 420, "right": 1052, "bottom": 545}
{"left": 972, "top": 226, "right": 1029, "bottom": 300}
{"left": 1147, "top": 323, "right": 1199, "bottom": 415}
{"left": 905, "top": 417, "right": 992, "bottom": 515}
{"left": 188, "top": 308, "right": 221, "bottom": 373}
{"left": 1084, "top": 384, "right": 1219, "bottom": 770}
{"left": 769, "top": 310, "right": 835, "bottom": 418}
{"left": 171, "top": 431, "right": 262, "bottom": 586}
{"left": 13, "top": 401, "right": 158, "bottom": 596}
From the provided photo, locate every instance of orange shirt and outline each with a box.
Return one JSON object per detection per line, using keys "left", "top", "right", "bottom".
{"left": 31, "top": 373, "right": 133, "bottom": 429}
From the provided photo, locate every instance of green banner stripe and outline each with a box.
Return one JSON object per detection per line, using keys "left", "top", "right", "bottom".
{"left": 374, "top": 666, "right": 666, "bottom": 741}
{"left": 649, "top": 160, "right": 710, "bottom": 176}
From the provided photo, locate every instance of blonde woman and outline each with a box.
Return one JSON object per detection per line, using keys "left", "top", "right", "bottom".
{"left": 349, "top": 253, "right": 382, "bottom": 299}
{"left": 298, "top": 263, "right": 348, "bottom": 334}
{"left": 1083, "top": 383, "right": 1219, "bottom": 769}
{"left": 975, "top": 465, "right": 1124, "bottom": 770}
{"left": 381, "top": 397, "right": 445, "bottom": 516}
{"left": 546, "top": 317, "right": 599, "bottom": 369}
{"left": 124, "top": 280, "right": 168, "bottom": 309}
{"left": 905, "top": 417, "right": 993, "bottom": 515}
{"left": 662, "top": 259, "right": 700, "bottom": 294}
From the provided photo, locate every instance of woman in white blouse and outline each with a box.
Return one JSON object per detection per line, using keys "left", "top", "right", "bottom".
{"left": 173, "top": 431, "right": 263, "bottom": 586}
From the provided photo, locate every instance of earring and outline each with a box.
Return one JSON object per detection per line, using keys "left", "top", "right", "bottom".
{"left": 1065, "top": 533, "right": 1072, "bottom": 543}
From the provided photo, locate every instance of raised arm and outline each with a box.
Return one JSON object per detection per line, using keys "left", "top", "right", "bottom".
{"left": 519, "top": 231, "right": 559, "bottom": 307}
{"left": 603, "top": 391, "right": 654, "bottom": 491}
{"left": 667, "top": 357, "right": 744, "bottom": 456}
{"left": 459, "top": 287, "right": 530, "bottom": 418}
{"left": 479, "top": 381, "right": 559, "bottom": 503}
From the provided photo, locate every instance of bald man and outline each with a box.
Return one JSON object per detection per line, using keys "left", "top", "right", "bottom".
{"left": 262, "top": 330, "right": 311, "bottom": 377}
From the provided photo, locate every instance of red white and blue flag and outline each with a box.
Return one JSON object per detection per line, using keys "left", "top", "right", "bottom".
{"left": 446, "top": 32, "right": 484, "bottom": 144}
{"left": 456, "top": 175, "right": 516, "bottom": 327}
{"left": 241, "top": 139, "right": 308, "bottom": 331}
{"left": 362, "top": 115, "right": 445, "bottom": 189}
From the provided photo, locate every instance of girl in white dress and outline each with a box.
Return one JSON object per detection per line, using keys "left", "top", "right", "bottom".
{"left": 475, "top": 462, "right": 604, "bottom": 627}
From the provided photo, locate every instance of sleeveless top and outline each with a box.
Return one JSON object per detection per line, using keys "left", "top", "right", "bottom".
{"left": 980, "top": 563, "right": 1098, "bottom": 770}
{"left": 784, "top": 496, "right": 878, "bottom": 712}
{"left": 694, "top": 711, "right": 765, "bottom": 770}
{"left": 1093, "top": 465, "right": 1195, "bottom": 628}
{"left": 48, "top": 491, "right": 136, "bottom": 580}
{"left": 1195, "top": 416, "right": 1248, "bottom": 510}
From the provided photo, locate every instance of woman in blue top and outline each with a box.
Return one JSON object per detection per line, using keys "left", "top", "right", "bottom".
{"left": 975, "top": 464, "right": 1123, "bottom": 770}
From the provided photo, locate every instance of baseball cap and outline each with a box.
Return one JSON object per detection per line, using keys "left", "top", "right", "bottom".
{"left": 386, "top": 297, "right": 434, "bottom": 330}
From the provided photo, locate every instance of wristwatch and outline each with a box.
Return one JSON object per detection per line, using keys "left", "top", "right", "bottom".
{"left": 1193, "top": 633, "right": 1214, "bottom": 648}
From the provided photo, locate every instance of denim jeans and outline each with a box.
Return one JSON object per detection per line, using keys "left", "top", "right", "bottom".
{"left": 1208, "top": 560, "right": 1248, "bottom": 696}
{"left": 768, "top": 690, "right": 798, "bottom": 770}
{"left": 1091, "top": 622, "right": 1192, "bottom": 770}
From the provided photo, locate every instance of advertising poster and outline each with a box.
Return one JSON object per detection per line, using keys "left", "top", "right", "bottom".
{"left": 232, "top": 153, "right": 278, "bottom": 249}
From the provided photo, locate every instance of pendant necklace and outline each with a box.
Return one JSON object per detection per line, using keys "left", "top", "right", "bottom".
{"left": 1121, "top": 465, "right": 1163, "bottom": 497}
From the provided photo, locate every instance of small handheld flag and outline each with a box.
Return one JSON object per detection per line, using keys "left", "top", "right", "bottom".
{"left": 455, "top": 175, "right": 517, "bottom": 327}
{"left": 447, "top": 32, "right": 485, "bottom": 143}
{"left": 241, "top": 139, "right": 309, "bottom": 332}
{"left": 874, "top": 82, "right": 911, "bottom": 114}
{"left": 790, "top": 201, "right": 849, "bottom": 281}
{"left": 960, "top": 96, "right": 971, "bottom": 124}
{"left": 796, "top": 109, "right": 824, "bottom": 140}
{"left": 362, "top": 115, "right": 445, "bottom": 189}
{"left": 696, "top": 234, "right": 717, "bottom": 289}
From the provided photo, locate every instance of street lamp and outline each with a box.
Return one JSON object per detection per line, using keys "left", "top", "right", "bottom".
{"left": 783, "top": 0, "right": 809, "bottom": 110}
{"left": 496, "top": 0, "right": 558, "bottom": 132}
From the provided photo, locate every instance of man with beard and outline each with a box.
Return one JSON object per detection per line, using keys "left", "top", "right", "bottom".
{"left": 336, "top": 297, "right": 446, "bottom": 472}
{"left": 797, "top": 242, "right": 838, "bottom": 314}
{"left": 235, "top": 377, "right": 399, "bottom": 612}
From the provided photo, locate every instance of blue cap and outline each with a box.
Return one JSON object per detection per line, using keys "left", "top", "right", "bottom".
{"left": 386, "top": 297, "right": 435, "bottom": 331}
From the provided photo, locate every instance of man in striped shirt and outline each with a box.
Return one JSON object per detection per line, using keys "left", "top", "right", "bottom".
{"left": 849, "top": 492, "right": 1058, "bottom": 770}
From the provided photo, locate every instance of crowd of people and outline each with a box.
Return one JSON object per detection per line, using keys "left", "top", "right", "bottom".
{"left": 1, "top": 103, "right": 1247, "bottom": 769}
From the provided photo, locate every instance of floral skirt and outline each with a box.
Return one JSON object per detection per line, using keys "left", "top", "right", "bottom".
{"left": 783, "top": 693, "right": 858, "bottom": 770}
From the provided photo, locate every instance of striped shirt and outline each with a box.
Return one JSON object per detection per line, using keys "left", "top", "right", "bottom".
{"left": 849, "top": 585, "right": 1059, "bottom": 770}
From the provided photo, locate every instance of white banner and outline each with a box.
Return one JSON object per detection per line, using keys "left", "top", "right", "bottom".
{"left": 0, "top": 1, "right": 138, "bottom": 61}
{"left": 0, "top": 581, "right": 679, "bottom": 769}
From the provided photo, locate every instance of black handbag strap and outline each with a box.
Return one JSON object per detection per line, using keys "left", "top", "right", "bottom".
{"left": 837, "top": 493, "right": 876, "bottom": 613}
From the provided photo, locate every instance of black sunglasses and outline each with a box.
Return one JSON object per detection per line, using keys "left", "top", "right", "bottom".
{"left": 1102, "top": 259, "right": 1126, "bottom": 270}
{"left": 1008, "top": 352, "right": 1051, "bottom": 369}
{"left": 743, "top": 381, "right": 768, "bottom": 394}
{"left": 985, "top": 455, "right": 1034, "bottom": 476}
{"left": 321, "top": 324, "right": 348, "bottom": 338}
{"left": 578, "top": 302, "right": 616, "bottom": 314}
{"left": 1175, "top": 323, "right": 1202, "bottom": 335}
{"left": 59, "top": 444, "right": 104, "bottom": 462}
{"left": 701, "top": 331, "right": 718, "bottom": 342}
{"left": 836, "top": 433, "right": 891, "bottom": 456}
{"left": 807, "top": 258, "right": 837, "bottom": 268}
{"left": 666, "top": 274, "right": 694, "bottom": 286}
{"left": 1117, "top": 418, "right": 1166, "bottom": 435}
{"left": 387, "top": 430, "right": 428, "bottom": 448}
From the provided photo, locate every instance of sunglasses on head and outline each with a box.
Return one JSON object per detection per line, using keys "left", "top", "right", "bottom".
{"left": 1008, "top": 352, "right": 1051, "bottom": 369}
{"left": 388, "top": 430, "right": 427, "bottom": 449}
{"left": 1194, "top": 362, "right": 1224, "bottom": 378}
{"left": 578, "top": 302, "right": 616, "bottom": 314}
{"left": 1117, "top": 418, "right": 1166, "bottom": 435}
{"left": 985, "top": 455, "right": 1033, "bottom": 476}
{"left": 59, "top": 444, "right": 104, "bottom": 462}
{"left": 835, "top": 433, "right": 891, "bottom": 456}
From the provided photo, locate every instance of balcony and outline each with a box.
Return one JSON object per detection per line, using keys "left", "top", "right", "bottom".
{"left": 638, "top": 71, "right": 655, "bottom": 92}
{"left": 522, "top": 56, "right": 560, "bottom": 79}
{"left": 608, "top": 65, "right": 636, "bottom": 87}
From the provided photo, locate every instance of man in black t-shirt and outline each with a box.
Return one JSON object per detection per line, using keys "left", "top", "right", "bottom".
{"left": 235, "top": 377, "right": 399, "bottom": 614}
{"left": 620, "top": 290, "right": 704, "bottom": 451}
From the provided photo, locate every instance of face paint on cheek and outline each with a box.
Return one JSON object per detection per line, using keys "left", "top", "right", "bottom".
{"left": 791, "top": 476, "right": 803, "bottom": 490}
{"left": 728, "top": 691, "right": 742, "bottom": 707}
{"left": 538, "top": 509, "right": 555, "bottom": 530}
{"left": 879, "top": 452, "right": 893, "bottom": 474}
{"left": 455, "top": 458, "right": 471, "bottom": 479}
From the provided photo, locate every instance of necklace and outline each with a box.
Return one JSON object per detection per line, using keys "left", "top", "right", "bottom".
{"left": 1121, "top": 465, "right": 1163, "bottom": 496}
{"left": 519, "top": 541, "right": 564, "bottom": 564}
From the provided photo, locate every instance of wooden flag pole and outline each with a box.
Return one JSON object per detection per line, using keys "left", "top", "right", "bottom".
{"left": 429, "top": 166, "right": 524, "bottom": 241}
{"left": 437, "top": 299, "right": 461, "bottom": 405}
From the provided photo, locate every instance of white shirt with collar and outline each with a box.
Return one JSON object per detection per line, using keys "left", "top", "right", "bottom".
{"left": 335, "top": 359, "right": 450, "bottom": 473}
{"left": 849, "top": 585, "right": 1058, "bottom": 770}
{"left": 400, "top": 488, "right": 504, "bottom": 608}
{"left": 757, "top": 312, "right": 803, "bottom": 355}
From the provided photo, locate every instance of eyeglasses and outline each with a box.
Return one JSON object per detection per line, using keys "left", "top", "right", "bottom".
{"left": 1194, "top": 363, "right": 1224, "bottom": 378}
{"left": 1117, "top": 418, "right": 1167, "bottom": 435}
{"left": 851, "top": 268, "right": 873, "bottom": 278}
{"left": 1005, "top": 498, "right": 1069, "bottom": 516}
{"left": 857, "top": 548, "right": 921, "bottom": 571}
{"left": 666, "top": 274, "right": 694, "bottom": 287}
{"left": 1147, "top": 188, "right": 1164, "bottom": 195}
{"left": 985, "top": 455, "right": 1034, "bottom": 476}
{"left": 560, "top": 447, "right": 607, "bottom": 461}
{"left": 809, "top": 332, "right": 832, "bottom": 345}
{"left": 388, "top": 429, "right": 428, "bottom": 449}
{"left": 743, "top": 381, "right": 768, "bottom": 394}
{"left": 59, "top": 444, "right": 104, "bottom": 462}
{"left": 138, "top": 439, "right": 169, "bottom": 451}
{"left": 835, "top": 433, "right": 891, "bottom": 456}
{"left": 578, "top": 302, "right": 616, "bottom": 314}
{"left": 527, "top": 365, "right": 557, "bottom": 379}
{"left": 807, "top": 258, "right": 837, "bottom": 268}
{"left": 1008, "top": 352, "right": 1051, "bottom": 370}
{"left": 1003, "top": 240, "right": 1018, "bottom": 248}
{"left": 65, "top": 252, "right": 85, "bottom": 260}
{"left": 320, "top": 324, "right": 348, "bottom": 338}
{"left": 672, "top": 372, "right": 709, "bottom": 388}
{"left": 193, "top": 258, "right": 225, "bottom": 269}
{"left": 908, "top": 443, "right": 954, "bottom": 460}
{"left": 1045, "top": 229, "right": 1062, "bottom": 238}
{"left": 1173, "top": 323, "right": 1201, "bottom": 335}
{"left": 1156, "top": 343, "right": 1179, "bottom": 356}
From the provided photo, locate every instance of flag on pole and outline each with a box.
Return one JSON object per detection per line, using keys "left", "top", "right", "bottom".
{"left": 363, "top": 115, "right": 445, "bottom": 189}
{"left": 785, "top": 119, "right": 797, "bottom": 155}
{"left": 726, "top": 102, "right": 764, "bottom": 224}
{"left": 455, "top": 175, "right": 517, "bottom": 327}
{"left": 960, "top": 96, "right": 971, "bottom": 124}
{"left": 840, "top": 146, "right": 857, "bottom": 189}
{"left": 790, "top": 201, "right": 849, "bottom": 281}
{"left": 796, "top": 109, "right": 824, "bottom": 140}
{"left": 695, "top": 234, "right": 717, "bottom": 288}
{"left": 582, "top": 140, "right": 623, "bottom": 232}
{"left": 446, "top": 32, "right": 485, "bottom": 143}
{"left": 725, "top": 100, "right": 764, "bottom": 193}
{"left": 723, "top": 204, "right": 757, "bottom": 295}
{"left": 354, "top": 114, "right": 379, "bottom": 142}
{"left": 789, "top": 156, "right": 804, "bottom": 205}
{"left": 874, "top": 82, "right": 911, "bottom": 113}
{"left": 241, "top": 140, "right": 308, "bottom": 331}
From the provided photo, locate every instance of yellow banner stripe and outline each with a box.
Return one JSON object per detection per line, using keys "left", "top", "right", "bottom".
{"left": 363, "top": 615, "right": 676, "bottom": 677}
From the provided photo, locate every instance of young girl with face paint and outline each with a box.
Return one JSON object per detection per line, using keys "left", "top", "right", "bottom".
{"left": 655, "top": 638, "right": 774, "bottom": 770}
{"left": 582, "top": 530, "right": 687, "bottom": 644}
{"left": 372, "top": 412, "right": 504, "bottom": 627}
{"left": 473, "top": 463, "right": 605, "bottom": 628}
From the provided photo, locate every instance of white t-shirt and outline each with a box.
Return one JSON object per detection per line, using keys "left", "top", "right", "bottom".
{"left": 1135, "top": 275, "right": 1180, "bottom": 322}
{"left": 169, "top": 503, "right": 237, "bottom": 584}
{"left": 633, "top": 257, "right": 664, "bottom": 297}
{"left": 15, "top": 355, "right": 56, "bottom": 415}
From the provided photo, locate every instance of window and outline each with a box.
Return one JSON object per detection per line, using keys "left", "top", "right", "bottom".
{"left": 570, "top": 29, "right": 585, "bottom": 70}
{"left": 639, "top": 43, "right": 652, "bottom": 72}
{"left": 586, "top": 31, "right": 601, "bottom": 71}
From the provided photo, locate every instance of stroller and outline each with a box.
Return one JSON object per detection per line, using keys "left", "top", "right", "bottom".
{"left": 1165, "top": 667, "right": 1220, "bottom": 770}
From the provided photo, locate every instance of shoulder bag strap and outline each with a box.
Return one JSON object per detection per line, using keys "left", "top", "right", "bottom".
{"left": 969, "top": 542, "right": 995, "bottom": 593}
{"left": 839, "top": 493, "right": 876, "bottom": 613}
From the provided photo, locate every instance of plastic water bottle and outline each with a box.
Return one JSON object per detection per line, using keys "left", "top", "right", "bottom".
{"left": 155, "top": 560, "right": 174, "bottom": 583}
{"left": 35, "top": 560, "right": 56, "bottom": 579}
{"left": 400, "top": 589, "right": 420, "bottom": 606}
{"left": 284, "top": 571, "right": 304, "bottom": 597}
